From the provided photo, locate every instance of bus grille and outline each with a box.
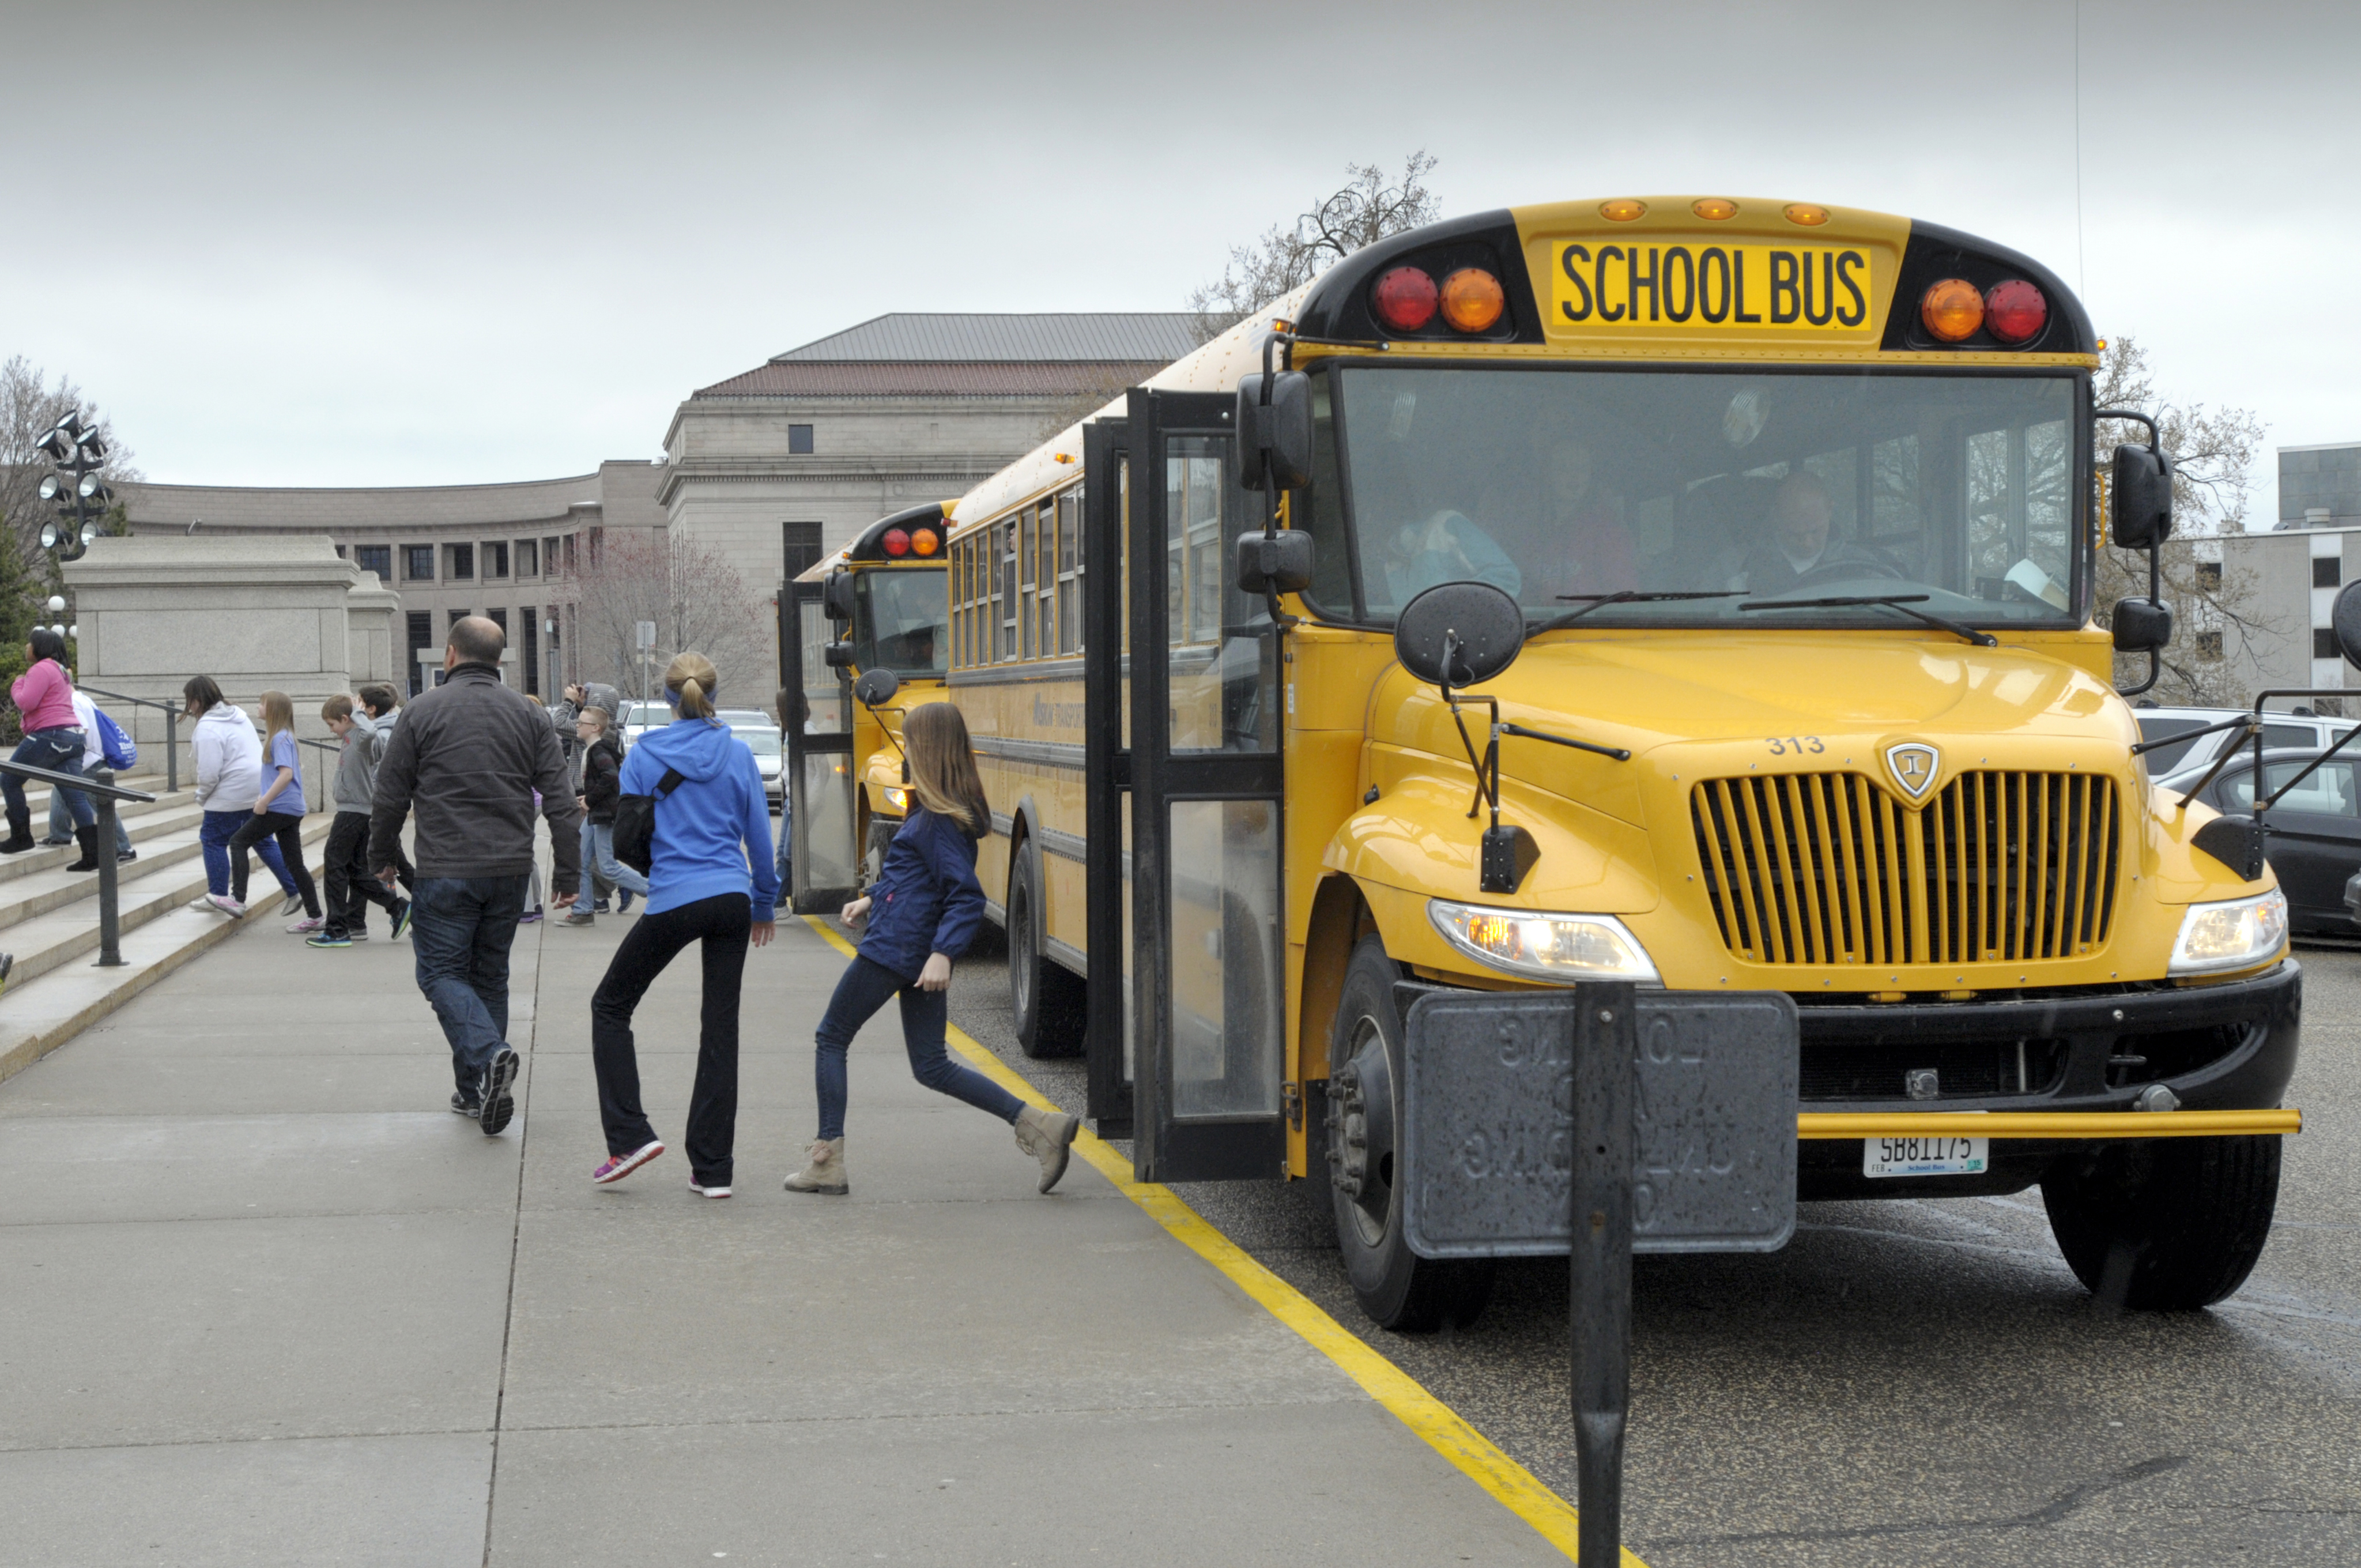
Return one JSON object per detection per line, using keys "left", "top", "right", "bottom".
{"left": 1690, "top": 771, "right": 2119, "bottom": 968}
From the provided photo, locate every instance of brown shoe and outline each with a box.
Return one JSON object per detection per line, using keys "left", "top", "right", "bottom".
{"left": 783, "top": 1138, "right": 847, "bottom": 1195}
{"left": 1013, "top": 1105, "right": 1080, "bottom": 1193}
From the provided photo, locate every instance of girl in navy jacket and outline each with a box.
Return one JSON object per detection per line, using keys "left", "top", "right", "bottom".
{"left": 786, "top": 702, "right": 1080, "bottom": 1196}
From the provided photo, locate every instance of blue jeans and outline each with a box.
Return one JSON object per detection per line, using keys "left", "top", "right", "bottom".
{"left": 51, "top": 785, "right": 129, "bottom": 852}
{"left": 813, "top": 953, "right": 1021, "bottom": 1141}
{"left": 3, "top": 729, "right": 92, "bottom": 828}
{"left": 201, "top": 809, "right": 288, "bottom": 898}
{"left": 410, "top": 874, "right": 529, "bottom": 1091}
{"left": 572, "top": 820, "right": 649, "bottom": 915}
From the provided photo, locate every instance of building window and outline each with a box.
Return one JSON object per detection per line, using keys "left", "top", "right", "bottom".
{"left": 485, "top": 541, "right": 509, "bottom": 579}
{"left": 406, "top": 611, "right": 432, "bottom": 696}
{"left": 2196, "top": 560, "right": 2221, "bottom": 591}
{"left": 544, "top": 536, "right": 563, "bottom": 576}
{"left": 2315, "top": 557, "right": 2342, "bottom": 589}
{"left": 2315, "top": 628, "right": 2339, "bottom": 661}
{"left": 488, "top": 606, "right": 508, "bottom": 636}
{"left": 782, "top": 521, "right": 823, "bottom": 581}
{"left": 517, "top": 539, "right": 538, "bottom": 578}
{"left": 564, "top": 534, "right": 578, "bottom": 574}
{"left": 404, "top": 544, "right": 435, "bottom": 582}
{"left": 522, "top": 608, "right": 540, "bottom": 696}
{"left": 448, "top": 543, "right": 475, "bottom": 580}
{"left": 789, "top": 424, "right": 814, "bottom": 455}
{"left": 354, "top": 544, "right": 393, "bottom": 580}
{"left": 2197, "top": 630, "right": 2225, "bottom": 660}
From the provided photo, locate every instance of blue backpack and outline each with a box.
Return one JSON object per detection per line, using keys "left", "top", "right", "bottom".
{"left": 91, "top": 706, "right": 137, "bottom": 771}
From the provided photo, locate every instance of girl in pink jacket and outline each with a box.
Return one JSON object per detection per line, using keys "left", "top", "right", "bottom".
{"left": 1, "top": 629, "right": 99, "bottom": 869}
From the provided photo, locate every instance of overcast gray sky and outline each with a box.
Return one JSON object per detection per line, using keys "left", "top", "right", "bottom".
{"left": 4, "top": 0, "right": 2354, "bottom": 527}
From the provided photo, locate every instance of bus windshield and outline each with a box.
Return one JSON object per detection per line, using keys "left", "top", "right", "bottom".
{"left": 855, "top": 566, "right": 949, "bottom": 674}
{"left": 1312, "top": 366, "right": 2079, "bottom": 631}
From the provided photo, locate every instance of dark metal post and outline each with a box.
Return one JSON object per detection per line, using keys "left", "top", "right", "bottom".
{"left": 1572, "top": 981, "right": 1636, "bottom": 1563}
{"left": 89, "top": 767, "right": 123, "bottom": 967}
{"left": 165, "top": 704, "right": 178, "bottom": 793}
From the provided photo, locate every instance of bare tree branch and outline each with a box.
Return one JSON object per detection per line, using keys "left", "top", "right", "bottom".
{"left": 569, "top": 527, "right": 770, "bottom": 701}
{"left": 1186, "top": 152, "right": 1442, "bottom": 340}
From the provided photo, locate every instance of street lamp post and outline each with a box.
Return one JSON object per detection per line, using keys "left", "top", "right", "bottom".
{"left": 35, "top": 414, "right": 111, "bottom": 564}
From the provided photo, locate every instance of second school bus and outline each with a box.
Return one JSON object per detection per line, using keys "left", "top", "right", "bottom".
{"left": 814, "top": 196, "right": 2302, "bottom": 1331}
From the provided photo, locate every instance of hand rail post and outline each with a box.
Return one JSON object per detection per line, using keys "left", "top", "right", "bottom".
{"left": 90, "top": 767, "right": 124, "bottom": 967}
{"left": 165, "top": 705, "right": 179, "bottom": 793}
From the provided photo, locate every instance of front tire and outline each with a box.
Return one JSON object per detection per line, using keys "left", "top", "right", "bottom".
{"left": 1326, "top": 933, "right": 1493, "bottom": 1331}
{"left": 1008, "top": 836, "right": 1085, "bottom": 1059}
{"left": 2042, "top": 1134, "right": 2281, "bottom": 1310}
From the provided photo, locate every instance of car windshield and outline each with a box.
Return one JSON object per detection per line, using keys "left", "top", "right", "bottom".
{"left": 1303, "top": 365, "right": 2081, "bottom": 631}
{"left": 856, "top": 567, "right": 948, "bottom": 674}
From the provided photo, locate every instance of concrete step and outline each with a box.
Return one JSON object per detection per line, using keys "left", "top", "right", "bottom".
{"left": 0, "top": 812, "right": 339, "bottom": 1084}
{"left": 0, "top": 798, "right": 212, "bottom": 888}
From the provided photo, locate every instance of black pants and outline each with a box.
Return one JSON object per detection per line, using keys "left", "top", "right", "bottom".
{"left": 322, "top": 811, "right": 402, "bottom": 937}
{"left": 229, "top": 811, "right": 319, "bottom": 916}
{"left": 591, "top": 892, "right": 752, "bottom": 1186}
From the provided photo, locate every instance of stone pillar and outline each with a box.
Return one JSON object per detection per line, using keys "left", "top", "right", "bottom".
{"left": 346, "top": 571, "right": 401, "bottom": 688}
{"left": 64, "top": 537, "right": 361, "bottom": 812}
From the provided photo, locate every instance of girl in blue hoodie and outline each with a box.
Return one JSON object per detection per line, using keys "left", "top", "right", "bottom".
{"left": 785, "top": 701, "right": 1080, "bottom": 1198}
{"left": 587, "top": 651, "right": 780, "bottom": 1198}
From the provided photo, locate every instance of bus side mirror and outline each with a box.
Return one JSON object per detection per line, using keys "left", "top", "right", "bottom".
{"left": 2333, "top": 582, "right": 2361, "bottom": 668}
{"left": 2111, "top": 445, "right": 2174, "bottom": 550}
{"left": 2111, "top": 597, "right": 2174, "bottom": 654}
{"left": 854, "top": 668, "right": 899, "bottom": 707}
{"left": 1236, "top": 371, "right": 1312, "bottom": 492}
{"left": 823, "top": 642, "right": 857, "bottom": 669}
{"left": 1235, "top": 529, "right": 1314, "bottom": 597}
{"left": 1394, "top": 581, "right": 1525, "bottom": 692}
{"left": 822, "top": 570, "right": 855, "bottom": 621}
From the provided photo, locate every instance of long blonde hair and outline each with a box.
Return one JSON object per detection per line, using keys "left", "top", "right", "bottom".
{"left": 663, "top": 651, "right": 719, "bottom": 720}
{"left": 902, "top": 702, "right": 989, "bottom": 838}
{"left": 258, "top": 691, "right": 295, "bottom": 755}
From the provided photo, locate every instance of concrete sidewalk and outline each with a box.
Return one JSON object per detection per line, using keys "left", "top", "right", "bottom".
{"left": 0, "top": 895, "right": 1570, "bottom": 1566}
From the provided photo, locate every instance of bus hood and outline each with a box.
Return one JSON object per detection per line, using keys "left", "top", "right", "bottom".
{"left": 1373, "top": 633, "right": 2135, "bottom": 829}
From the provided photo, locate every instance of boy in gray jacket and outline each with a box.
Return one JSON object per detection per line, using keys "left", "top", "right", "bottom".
{"left": 308, "top": 694, "right": 412, "bottom": 949}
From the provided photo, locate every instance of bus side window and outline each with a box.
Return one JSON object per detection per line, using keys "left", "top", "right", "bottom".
{"left": 1300, "top": 376, "right": 1358, "bottom": 618}
{"left": 1058, "top": 486, "right": 1083, "bottom": 655}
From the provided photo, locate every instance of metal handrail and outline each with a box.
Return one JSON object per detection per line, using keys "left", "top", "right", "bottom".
{"left": 75, "top": 685, "right": 181, "bottom": 795}
{"left": 0, "top": 759, "right": 157, "bottom": 967}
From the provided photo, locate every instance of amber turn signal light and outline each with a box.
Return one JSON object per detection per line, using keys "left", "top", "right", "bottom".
{"left": 1598, "top": 198, "right": 1646, "bottom": 221}
{"left": 1371, "top": 266, "right": 1439, "bottom": 332}
{"left": 1691, "top": 197, "right": 1736, "bottom": 220}
{"left": 1920, "top": 278, "right": 1984, "bottom": 342}
{"left": 1783, "top": 202, "right": 1829, "bottom": 226}
{"left": 1438, "top": 268, "right": 1505, "bottom": 333}
{"left": 909, "top": 527, "right": 940, "bottom": 557}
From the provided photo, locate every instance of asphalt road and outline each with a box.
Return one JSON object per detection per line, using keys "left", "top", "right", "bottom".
{"left": 945, "top": 935, "right": 2361, "bottom": 1567}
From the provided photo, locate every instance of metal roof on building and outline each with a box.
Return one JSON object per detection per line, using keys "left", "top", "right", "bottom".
{"left": 770, "top": 313, "right": 1207, "bottom": 364}
{"left": 693, "top": 360, "right": 1172, "bottom": 400}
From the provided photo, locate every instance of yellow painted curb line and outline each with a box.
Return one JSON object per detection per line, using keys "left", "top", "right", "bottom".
{"left": 799, "top": 915, "right": 1638, "bottom": 1565}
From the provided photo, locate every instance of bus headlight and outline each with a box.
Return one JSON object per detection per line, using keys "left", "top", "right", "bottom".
{"left": 1427, "top": 900, "right": 1661, "bottom": 983}
{"left": 2167, "top": 889, "right": 2288, "bottom": 977}
{"left": 883, "top": 786, "right": 908, "bottom": 812}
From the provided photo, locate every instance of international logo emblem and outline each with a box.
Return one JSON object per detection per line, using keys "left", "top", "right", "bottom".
{"left": 1885, "top": 742, "right": 1940, "bottom": 802}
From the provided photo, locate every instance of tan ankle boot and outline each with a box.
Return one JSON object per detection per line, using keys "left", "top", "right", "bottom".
{"left": 783, "top": 1138, "right": 847, "bottom": 1194}
{"left": 1013, "top": 1105, "right": 1080, "bottom": 1193}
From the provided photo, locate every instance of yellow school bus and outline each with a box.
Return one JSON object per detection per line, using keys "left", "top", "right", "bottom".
{"left": 936, "top": 196, "right": 2302, "bottom": 1330}
{"left": 782, "top": 503, "right": 952, "bottom": 910}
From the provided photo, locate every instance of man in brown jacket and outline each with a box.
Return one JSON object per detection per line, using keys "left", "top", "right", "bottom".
{"left": 371, "top": 617, "right": 582, "bottom": 1134}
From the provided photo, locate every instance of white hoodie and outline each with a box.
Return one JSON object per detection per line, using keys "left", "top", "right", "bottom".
{"left": 193, "top": 703, "right": 263, "bottom": 812}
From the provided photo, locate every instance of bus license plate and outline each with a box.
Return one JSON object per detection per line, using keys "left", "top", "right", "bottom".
{"left": 1862, "top": 1136, "right": 1988, "bottom": 1178}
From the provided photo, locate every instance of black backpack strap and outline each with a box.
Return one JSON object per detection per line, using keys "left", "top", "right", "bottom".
{"left": 655, "top": 767, "right": 687, "bottom": 798}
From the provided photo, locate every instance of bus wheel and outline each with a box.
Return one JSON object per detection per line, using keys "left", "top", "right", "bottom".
{"left": 862, "top": 817, "right": 894, "bottom": 891}
{"left": 2041, "top": 1134, "right": 2281, "bottom": 1310}
{"left": 1325, "top": 934, "right": 1493, "bottom": 1332}
{"left": 1008, "top": 836, "right": 1084, "bottom": 1058}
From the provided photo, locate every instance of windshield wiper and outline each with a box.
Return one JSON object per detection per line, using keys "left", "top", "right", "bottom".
{"left": 1736, "top": 594, "right": 1998, "bottom": 647}
{"left": 1538, "top": 590, "right": 1741, "bottom": 631}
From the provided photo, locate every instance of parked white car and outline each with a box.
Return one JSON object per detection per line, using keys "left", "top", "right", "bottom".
{"left": 720, "top": 708, "right": 785, "bottom": 811}
{"left": 2133, "top": 704, "right": 2354, "bottom": 778}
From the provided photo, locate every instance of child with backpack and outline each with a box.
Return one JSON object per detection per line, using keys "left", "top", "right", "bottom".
{"left": 785, "top": 701, "right": 1078, "bottom": 1198}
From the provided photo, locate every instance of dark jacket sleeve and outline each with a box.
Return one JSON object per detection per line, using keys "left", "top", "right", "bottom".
{"left": 368, "top": 708, "right": 418, "bottom": 872}
{"left": 924, "top": 819, "right": 986, "bottom": 961}
{"left": 583, "top": 744, "right": 620, "bottom": 815}
{"left": 530, "top": 713, "right": 584, "bottom": 896}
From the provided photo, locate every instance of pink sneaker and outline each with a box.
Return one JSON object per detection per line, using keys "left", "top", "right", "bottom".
{"left": 591, "top": 1141, "right": 665, "bottom": 1185}
{"left": 286, "top": 916, "right": 325, "bottom": 934}
{"left": 202, "top": 893, "right": 246, "bottom": 918}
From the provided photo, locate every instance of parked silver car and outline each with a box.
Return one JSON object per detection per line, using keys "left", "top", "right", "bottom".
{"left": 2134, "top": 704, "right": 2354, "bottom": 778}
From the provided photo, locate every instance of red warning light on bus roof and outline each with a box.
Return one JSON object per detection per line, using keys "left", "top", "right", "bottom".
{"left": 1983, "top": 280, "right": 2047, "bottom": 345}
{"left": 882, "top": 528, "right": 910, "bottom": 556}
{"left": 1372, "top": 266, "right": 1439, "bottom": 333}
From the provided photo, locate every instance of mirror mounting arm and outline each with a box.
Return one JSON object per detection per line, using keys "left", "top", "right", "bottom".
{"left": 2099, "top": 408, "right": 2173, "bottom": 699}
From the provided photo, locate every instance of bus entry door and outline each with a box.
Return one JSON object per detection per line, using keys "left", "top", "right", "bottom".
{"left": 1123, "top": 387, "right": 1287, "bottom": 1183}
{"left": 782, "top": 578, "right": 859, "bottom": 914}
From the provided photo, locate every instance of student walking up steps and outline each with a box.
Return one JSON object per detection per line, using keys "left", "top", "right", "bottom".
{"left": 587, "top": 653, "right": 778, "bottom": 1199}
{"left": 785, "top": 702, "right": 1079, "bottom": 1197}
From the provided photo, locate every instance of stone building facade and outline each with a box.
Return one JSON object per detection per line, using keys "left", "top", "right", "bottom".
{"left": 2215, "top": 441, "right": 2361, "bottom": 703}
{"left": 659, "top": 313, "right": 1200, "bottom": 685}
{"left": 118, "top": 462, "right": 664, "bottom": 698}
